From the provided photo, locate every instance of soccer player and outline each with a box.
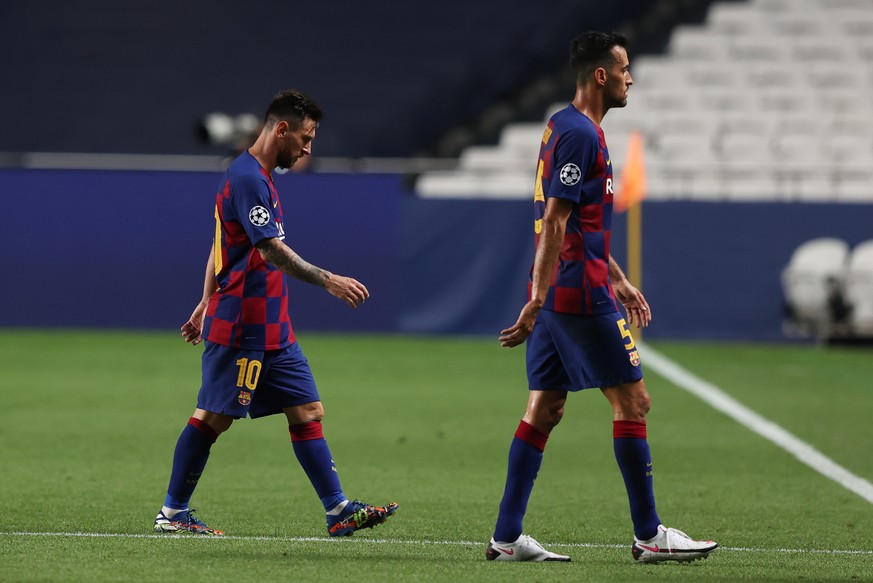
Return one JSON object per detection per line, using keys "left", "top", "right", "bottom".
{"left": 153, "top": 89, "right": 397, "bottom": 537}
{"left": 485, "top": 32, "right": 717, "bottom": 563}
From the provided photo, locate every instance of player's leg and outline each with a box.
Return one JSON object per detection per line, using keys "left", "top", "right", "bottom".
{"left": 487, "top": 389, "right": 571, "bottom": 562}
{"left": 602, "top": 380, "right": 718, "bottom": 562}
{"left": 154, "top": 341, "right": 256, "bottom": 535}
{"left": 256, "top": 343, "right": 396, "bottom": 537}
{"left": 283, "top": 402, "right": 396, "bottom": 537}
{"left": 601, "top": 379, "right": 660, "bottom": 539}
{"left": 556, "top": 310, "right": 657, "bottom": 542}
{"left": 154, "top": 408, "right": 233, "bottom": 535}
{"left": 487, "top": 311, "right": 571, "bottom": 562}
{"left": 493, "top": 389, "right": 566, "bottom": 543}
{"left": 283, "top": 401, "right": 346, "bottom": 516}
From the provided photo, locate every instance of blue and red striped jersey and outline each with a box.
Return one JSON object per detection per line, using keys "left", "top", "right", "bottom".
{"left": 202, "top": 151, "right": 295, "bottom": 350}
{"left": 531, "top": 104, "right": 618, "bottom": 315}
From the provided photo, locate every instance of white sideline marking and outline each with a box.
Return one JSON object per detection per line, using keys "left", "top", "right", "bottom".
{"left": 1, "top": 532, "right": 870, "bottom": 555}
{"left": 640, "top": 345, "right": 873, "bottom": 505}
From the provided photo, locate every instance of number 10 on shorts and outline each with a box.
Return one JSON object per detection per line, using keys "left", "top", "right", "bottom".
{"left": 235, "top": 358, "right": 263, "bottom": 390}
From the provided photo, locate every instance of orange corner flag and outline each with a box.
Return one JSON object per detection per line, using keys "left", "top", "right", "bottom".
{"left": 615, "top": 130, "right": 647, "bottom": 213}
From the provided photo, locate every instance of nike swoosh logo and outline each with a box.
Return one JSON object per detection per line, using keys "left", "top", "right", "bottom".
{"left": 638, "top": 544, "right": 660, "bottom": 553}
{"left": 497, "top": 547, "right": 514, "bottom": 555}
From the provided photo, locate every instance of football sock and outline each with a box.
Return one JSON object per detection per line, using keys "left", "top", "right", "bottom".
{"left": 493, "top": 420, "right": 549, "bottom": 543}
{"left": 326, "top": 499, "right": 349, "bottom": 516}
{"left": 163, "top": 417, "right": 218, "bottom": 511}
{"left": 289, "top": 421, "right": 347, "bottom": 512}
{"left": 613, "top": 420, "right": 661, "bottom": 540}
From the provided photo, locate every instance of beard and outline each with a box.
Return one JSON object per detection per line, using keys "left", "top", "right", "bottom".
{"left": 605, "top": 91, "right": 628, "bottom": 110}
{"left": 276, "top": 150, "right": 297, "bottom": 170}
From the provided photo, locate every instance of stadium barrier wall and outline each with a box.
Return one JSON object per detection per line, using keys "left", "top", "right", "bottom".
{"left": 2, "top": 169, "right": 870, "bottom": 341}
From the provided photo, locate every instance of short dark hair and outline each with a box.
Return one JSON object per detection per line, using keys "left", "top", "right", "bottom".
{"left": 264, "top": 89, "right": 324, "bottom": 129}
{"left": 570, "top": 31, "right": 628, "bottom": 84}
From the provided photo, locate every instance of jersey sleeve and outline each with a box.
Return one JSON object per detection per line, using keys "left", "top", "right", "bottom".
{"left": 230, "top": 172, "right": 280, "bottom": 246}
{"left": 548, "top": 126, "right": 598, "bottom": 204}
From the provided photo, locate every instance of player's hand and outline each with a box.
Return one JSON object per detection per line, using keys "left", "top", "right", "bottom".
{"left": 181, "top": 302, "right": 208, "bottom": 345}
{"left": 324, "top": 274, "right": 370, "bottom": 308}
{"left": 613, "top": 280, "right": 651, "bottom": 328}
{"left": 499, "top": 301, "right": 541, "bottom": 348}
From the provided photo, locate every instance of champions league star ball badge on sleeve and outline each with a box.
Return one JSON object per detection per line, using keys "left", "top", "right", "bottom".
{"left": 249, "top": 206, "right": 271, "bottom": 226}
{"left": 559, "top": 163, "right": 582, "bottom": 186}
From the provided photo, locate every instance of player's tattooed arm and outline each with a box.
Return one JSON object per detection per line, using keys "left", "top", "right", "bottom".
{"left": 256, "top": 237, "right": 369, "bottom": 308}
{"left": 256, "top": 237, "right": 328, "bottom": 286}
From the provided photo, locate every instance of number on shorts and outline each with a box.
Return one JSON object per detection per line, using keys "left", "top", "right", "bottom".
{"left": 235, "top": 358, "right": 263, "bottom": 390}
{"left": 617, "top": 318, "right": 636, "bottom": 350}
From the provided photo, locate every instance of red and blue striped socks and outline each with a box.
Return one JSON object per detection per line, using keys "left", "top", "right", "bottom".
{"left": 613, "top": 419, "right": 661, "bottom": 540}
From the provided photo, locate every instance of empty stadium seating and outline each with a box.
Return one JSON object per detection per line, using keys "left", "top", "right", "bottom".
{"left": 416, "top": 0, "right": 873, "bottom": 201}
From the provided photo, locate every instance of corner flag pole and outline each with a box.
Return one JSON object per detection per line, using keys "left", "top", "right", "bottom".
{"left": 627, "top": 201, "right": 643, "bottom": 340}
{"left": 616, "top": 131, "right": 647, "bottom": 341}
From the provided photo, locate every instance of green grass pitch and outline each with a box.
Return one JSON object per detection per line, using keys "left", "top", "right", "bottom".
{"left": 1, "top": 329, "right": 871, "bottom": 582}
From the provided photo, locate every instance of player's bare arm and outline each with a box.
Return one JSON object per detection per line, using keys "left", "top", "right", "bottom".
{"left": 181, "top": 244, "right": 219, "bottom": 345}
{"left": 608, "top": 255, "right": 651, "bottom": 328}
{"left": 256, "top": 237, "right": 369, "bottom": 308}
{"left": 500, "top": 197, "right": 575, "bottom": 348}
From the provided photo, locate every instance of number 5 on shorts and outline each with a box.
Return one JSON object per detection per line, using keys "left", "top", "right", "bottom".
{"left": 616, "top": 318, "right": 636, "bottom": 350}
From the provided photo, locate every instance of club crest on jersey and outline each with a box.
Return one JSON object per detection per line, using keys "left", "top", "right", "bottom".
{"left": 559, "top": 163, "right": 581, "bottom": 186}
{"left": 238, "top": 390, "right": 252, "bottom": 406}
{"left": 628, "top": 349, "right": 641, "bottom": 366}
{"left": 249, "top": 206, "right": 270, "bottom": 226}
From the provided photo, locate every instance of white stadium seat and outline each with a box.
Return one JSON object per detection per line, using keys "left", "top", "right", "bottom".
{"left": 724, "top": 176, "right": 783, "bottom": 200}
{"left": 628, "top": 57, "right": 680, "bottom": 88}
{"left": 743, "top": 63, "right": 805, "bottom": 88}
{"left": 791, "top": 177, "right": 837, "bottom": 202}
{"left": 790, "top": 39, "right": 859, "bottom": 63}
{"left": 707, "top": 3, "right": 767, "bottom": 34}
{"left": 781, "top": 237, "right": 850, "bottom": 336}
{"left": 498, "top": 123, "right": 545, "bottom": 154}
{"left": 834, "top": 179, "right": 873, "bottom": 202}
{"left": 755, "top": 0, "right": 822, "bottom": 13}
{"left": 767, "top": 13, "right": 834, "bottom": 36}
{"left": 668, "top": 26, "right": 729, "bottom": 61}
{"left": 459, "top": 146, "right": 536, "bottom": 173}
{"left": 804, "top": 62, "right": 866, "bottom": 88}
{"left": 416, "top": 171, "right": 533, "bottom": 199}
{"left": 726, "top": 37, "right": 791, "bottom": 62}
{"left": 831, "top": 10, "right": 873, "bottom": 37}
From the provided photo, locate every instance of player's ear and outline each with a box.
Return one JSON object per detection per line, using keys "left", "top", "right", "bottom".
{"left": 594, "top": 66, "right": 607, "bottom": 86}
{"left": 275, "top": 120, "right": 290, "bottom": 138}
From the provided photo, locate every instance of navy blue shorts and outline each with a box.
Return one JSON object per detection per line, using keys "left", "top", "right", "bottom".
{"left": 197, "top": 341, "right": 320, "bottom": 419}
{"left": 525, "top": 310, "right": 643, "bottom": 391}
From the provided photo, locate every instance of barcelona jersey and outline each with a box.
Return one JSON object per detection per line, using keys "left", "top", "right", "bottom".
{"left": 202, "top": 151, "right": 295, "bottom": 350}
{"left": 531, "top": 104, "right": 618, "bottom": 316}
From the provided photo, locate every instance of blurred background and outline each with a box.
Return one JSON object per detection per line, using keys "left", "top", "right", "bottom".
{"left": 1, "top": 0, "right": 871, "bottom": 342}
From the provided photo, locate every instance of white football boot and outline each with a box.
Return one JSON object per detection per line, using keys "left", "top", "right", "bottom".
{"left": 486, "top": 534, "right": 571, "bottom": 562}
{"left": 632, "top": 524, "right": 718, "bottom": 563}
